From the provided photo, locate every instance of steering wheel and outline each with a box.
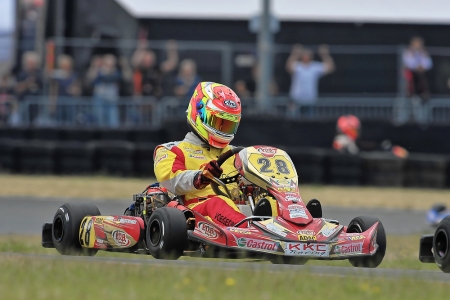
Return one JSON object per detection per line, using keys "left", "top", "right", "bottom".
{"left": 210, "top": 147, "right": 245, "bottom": 198}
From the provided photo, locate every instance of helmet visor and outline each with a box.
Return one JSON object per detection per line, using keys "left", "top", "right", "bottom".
{"left": 205, "top": 114, "right": 239, "bottom": 134}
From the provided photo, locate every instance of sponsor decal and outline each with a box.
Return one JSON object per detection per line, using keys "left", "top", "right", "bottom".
{"left": 237, "top": 238, "right": 279, "bottom": 252}
{"left": 114, "top": 217, "right": 137, "bottom": 225}
{"left": 318, "top": 222, "right": 339, "bottom": 237}
{"left": 188, "top": 154, "right": 206, "bottom": 159}
{"left": 214, "top": 213, "right": 235, "bottom": 227}
{"left": 96, "top": 238, "right": 105, "bottom": 244}
{"left": 112, "top": 230, "right": 131, "bottom": 247}
{"left": 265, "top": 223, "right": 287, "bottom": 237}
{"left": 59, "top": 207, "right": 65, "bottom": 213}
{"left": 297, "top": 231, "right": 317, "bottom": 241}
{"left": 195, "top": 221, "right": 220, "bottom": 239}
{"left": 223, "top": 99, "right": 237, "bottom": 109}
{"left": 184, "top": 148, "right": 203, "bottom": 154}
{"left": 94, "top": 217, "right": 103, "bottom": 224}
{"left": 285, "top": 195, "right": 301, "bottom": 202}
{"left": 65, "top": 213, "right": 69, "bottom": 222}
{"left": 347, "top": 235, "right": 365, "bottom": 241}
{"left": 255, "top": 146, "right": 277, "bottom": 158}
{"left": 154, "top": 154, "right": 168, "bottom": 165}
{"left": 287, "top": 204, "right": 308, "bottom": 219}
{"left": 228, "top": 228, "right": 252, "bottom": 235}
{"left": 285, "top": 243, "right": 330, "bottom": 257}
{"left": 334, "top": 242, "right": 363, "bottom": 255}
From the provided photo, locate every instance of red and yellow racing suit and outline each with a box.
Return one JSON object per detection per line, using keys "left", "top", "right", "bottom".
{"left": 154, "top": 132, "right": 246, "bottom": 227}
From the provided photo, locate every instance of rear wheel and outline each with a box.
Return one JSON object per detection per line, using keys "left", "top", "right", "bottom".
{"left": 433, "top": 216, "right": 450, "bottom": 273}
{"left": 347, "top": 216, "right": 386, "bottom": 268}
{"left": 146, "top": 207, "right": 188, "bottom": 260}
{"left": 52, "top": 203, "right": 100, "bottom": 256}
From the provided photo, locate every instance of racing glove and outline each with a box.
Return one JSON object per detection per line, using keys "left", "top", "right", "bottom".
{"left": 193, "top": 160, "right": 223, "bottom": 189}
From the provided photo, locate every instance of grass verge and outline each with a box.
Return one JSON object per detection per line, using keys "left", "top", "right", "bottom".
{"left": 0, "top": 255, "right": 448, "bottom": 300}
{"left": 0, "top": 234, "right": 440, "bottom": 271}
{"left": 1, "top": 174, "right": 450, "bottom": 210}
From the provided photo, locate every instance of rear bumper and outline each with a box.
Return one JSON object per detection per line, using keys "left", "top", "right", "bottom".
{"left": 42, "top": 223, "right": 55, "bottom": 248}
{"left": 419, "top": 234, "right": 434, "bottom": 263}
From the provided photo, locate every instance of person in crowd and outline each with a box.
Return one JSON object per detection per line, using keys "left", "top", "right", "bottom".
{"left": 397, "top": 36, "right": 433, "bottom": 124}
{"left": 174, "top": 59, "right": 201, "bottom": 101}
{"left": 15, "top": 51, "right": 43, "bottom": 100}
{"left": 234, "top": 63, "right": 278, "bottom": 98}
{"left": 0, "top": 74, "right": 17, "bottom": 125}
{"left": 333, "top": 114, "right": 409, "bottom": 158}
{"left": 49, "top": 54, "right": 81, "bottom": 125}
{"left": 88, "top": 54, "right": 122, "bottom": 127}
{"left": 286, "top": 44, "right": 335, "bottom": 117}
{"left": 132, "top": 40, "right": 179, "bottom": 98}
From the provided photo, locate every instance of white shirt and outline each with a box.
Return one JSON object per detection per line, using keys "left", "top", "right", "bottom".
{"left": 402, "top": 50, "right": 433, "bottom": 71}
{"left": 289, "top": 61, "right": 325, "bottom": 104}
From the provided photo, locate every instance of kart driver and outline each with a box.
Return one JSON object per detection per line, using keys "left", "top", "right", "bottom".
{"left": 153, "top": 82, "right": 248, "bottom": 227}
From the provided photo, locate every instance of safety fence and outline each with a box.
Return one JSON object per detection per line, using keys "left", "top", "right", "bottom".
{"left": 4, "top": 96, "right": 450, "bottom": 128}
{"left": 0, "top": 138, "right": 448, "bottom": 188}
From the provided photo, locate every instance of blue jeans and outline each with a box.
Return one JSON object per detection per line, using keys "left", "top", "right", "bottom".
{"left": 94, "top": 97, "right": 119, "bottom": 128}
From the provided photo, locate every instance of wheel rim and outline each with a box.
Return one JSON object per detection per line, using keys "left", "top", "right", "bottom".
{"left": 149, "top": 219, "right": 162, "bottom": 247}
{"left": 435, "top": 229, "right": 449, "bottom": 258}
{"left": 53, "top": 216, "right": 64, "bottom": 242}
{"left": 347, "top": 222, "right": 363, "bottom": 234}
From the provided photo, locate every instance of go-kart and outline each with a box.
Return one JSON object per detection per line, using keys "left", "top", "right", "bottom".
{"left": 42, "top": 145, "right": 386, "bottom": 267}
{"left": 426, "top": 204, "right": 450, "bottom": 227}
{"left": 419, "top": 215, "right": 450, "bottom": 273}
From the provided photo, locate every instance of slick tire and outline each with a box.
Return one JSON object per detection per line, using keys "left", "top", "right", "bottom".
{"left": 146, "top": 207, "right": 187, "bottom": 260}
{"left": 269, "top": 256, "right": 308, "bottom": 265}
{"left": 433, "top": 216, "right": 450, "bottom": 273}
{"left": 52, "top": 203, "right": 100, "bottom": 256}
{"left": 347, "top": 216, "right": 386, "bottom": 268}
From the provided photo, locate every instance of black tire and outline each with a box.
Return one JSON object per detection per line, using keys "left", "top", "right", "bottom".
{"left": 433, "top": 216, "right": 450, "bottom": 273}
{"left": 347, "top": 216, "right": 386, "bottom": 268}
{"left": 52, "top": 203, "right": 100, "bottom": 256}
{"left": 146, "top": 207, "right": 187, "bottom": 260}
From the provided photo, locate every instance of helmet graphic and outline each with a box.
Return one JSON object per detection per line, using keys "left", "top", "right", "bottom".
{"left": 337, "top": 115, "right": 361, "bottom": 140}
{"left": 186, "top": 82, "right": 241, "bottom": 148}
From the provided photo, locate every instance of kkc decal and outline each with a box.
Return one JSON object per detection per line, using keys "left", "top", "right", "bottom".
{"left": 112, "top": 230, "right": 131, "bottom": 247}
{"left": 196, "top": 221, "right": 220, "bottom": 239}
{"left": 334, "top": 242, "right": 363, "bottom": 255}
{"left": 237, "top": 238, "right": 279, "bottom": 252}
{"left": 285, "top": 243, "right": 329, "bottom": 257}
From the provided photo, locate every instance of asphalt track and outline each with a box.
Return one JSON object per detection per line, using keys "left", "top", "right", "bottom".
{"left": 1, "top": 252, "right": 449, "bottom": 282}
{"left": 0, "top": 196, "right": 432, "bottom": 235}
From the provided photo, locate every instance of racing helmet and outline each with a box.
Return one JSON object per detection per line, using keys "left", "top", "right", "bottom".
{"left": 337, "top": 115, "right": 360, "bottom": 141}
{"left": 146, "top": 187, "right": 171, "bottom": 209}
{"left": 186, "top": 82, "right": 241, "bottom": 149}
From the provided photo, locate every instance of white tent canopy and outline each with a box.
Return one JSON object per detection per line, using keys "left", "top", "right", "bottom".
{"left": 116, "top": 0, "right": 450, "bottom": 25}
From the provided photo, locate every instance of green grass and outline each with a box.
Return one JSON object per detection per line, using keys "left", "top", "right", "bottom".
{"left": 2, "top": 174, "right": 450, "bottom": 210}
{"left": 0, "top": 234, "right": 440, "bottom": 271}
{"left": 0, "top": 256, "right": 448, "bottom": 300}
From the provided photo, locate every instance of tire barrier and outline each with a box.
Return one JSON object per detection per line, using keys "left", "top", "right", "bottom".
{"left": 56, "top": 142, "right": 96, "bottom": 174}
{"left": 95, "top": 141, "right": 136, "bottom": 176}
{"left": 404, "top": 154, "right": 447, "bottom": 188}
{"left": 135, "top": 143, "right": 158, "bottom": 177}
{"left": 287, "top": 147, "right": 327, "bottom": 184}
{"left": 17, "top": 141, "right": 57, "bottom": 174}
{"left": 361, "top": 152, "right": 404, "bottom": 187}
{"left": 326, "top": 152, "right": 363, "bottom": 186}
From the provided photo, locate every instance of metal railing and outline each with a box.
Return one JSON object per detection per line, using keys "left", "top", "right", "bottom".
{"left": 8, "top": 96, "right": 450, "bottom": 128}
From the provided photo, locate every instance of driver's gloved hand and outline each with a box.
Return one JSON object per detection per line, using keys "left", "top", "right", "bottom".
{"left": 193, "top": 160, "right": 223, "bottom": 190}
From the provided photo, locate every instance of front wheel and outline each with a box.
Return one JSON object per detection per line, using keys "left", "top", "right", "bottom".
{"left": 433, "top": 216, "right": 450, "bottom": 273}
{"left": 146, "top": 207, "right": 188, "bottom": 260}
{"left": 347, "top": 216, "right": 386, "bottom": 268}
{"left": 52, "top": 203, "right": 100, "bottom": 256}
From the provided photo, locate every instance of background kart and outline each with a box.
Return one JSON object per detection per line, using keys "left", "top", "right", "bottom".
{"left": 42, "top": 146, "right": 386, "bottom": 267}
{"left": 427, "top": 204, "right": 450, "bottom": 227}
{"left": 420, "top": 215, "right": 450, "bottom": 273}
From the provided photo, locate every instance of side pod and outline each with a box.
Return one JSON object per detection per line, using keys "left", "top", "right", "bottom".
{"left": 42, "top": 223, "right": 55, "bottom": 248}
{"left": 419, "top": 234, "right": 434, "bottom": 263}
